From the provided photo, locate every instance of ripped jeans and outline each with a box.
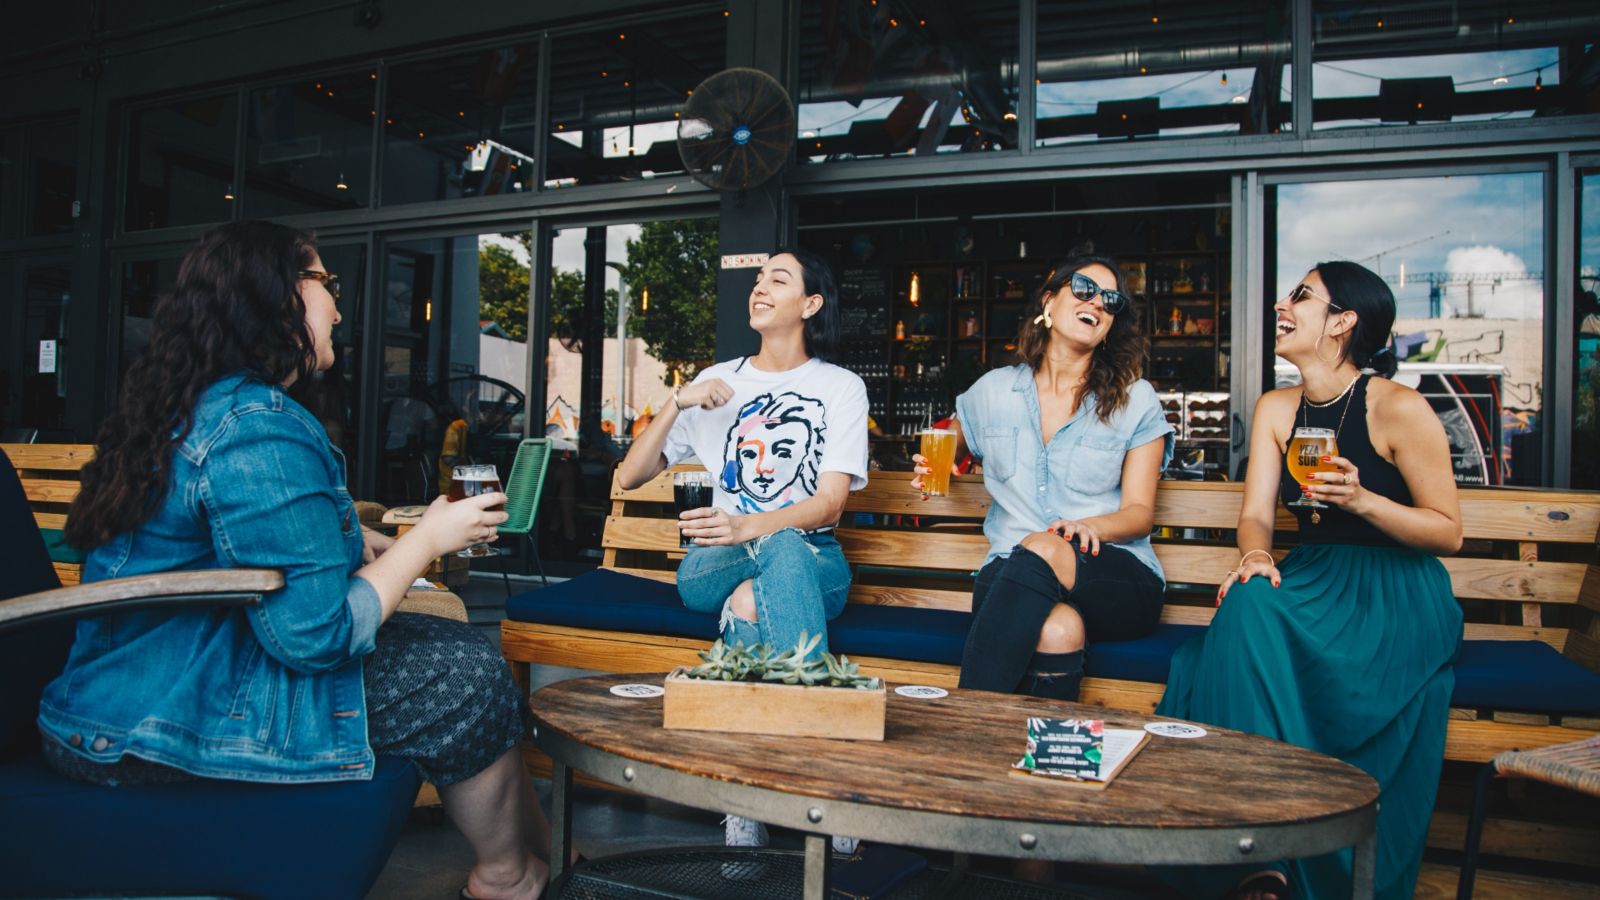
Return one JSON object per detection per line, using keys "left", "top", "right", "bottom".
{"left": 677, "top": 529, "right": 850, "bottom": 660}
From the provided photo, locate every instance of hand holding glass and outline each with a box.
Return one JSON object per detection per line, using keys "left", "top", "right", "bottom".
{"left": 673, "top": 471, "right": 713, "bottom": 548}
{"left": 918, "top": 428, "right": 957, "bottom": 497}
{"left": 448, "top": 464, "right": 502, "bottom": 557}
{"left": 1286, "top": 427, "right": 1338, "bottom": 510}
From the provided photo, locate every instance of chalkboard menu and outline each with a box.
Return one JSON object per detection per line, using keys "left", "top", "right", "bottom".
{"left": 838, "top": 267, "right": 891, "bottom": 337}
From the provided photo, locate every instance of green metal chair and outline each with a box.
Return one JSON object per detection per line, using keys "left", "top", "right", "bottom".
{"left": 495, "top": 437, "right": 551, "bottom": 594}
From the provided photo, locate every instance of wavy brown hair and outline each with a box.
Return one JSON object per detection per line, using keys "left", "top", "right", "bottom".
{"left": 1015, "top": 254, "right": 1148, "bottom": 423}
{"left": 66, "top": 221, "right": 320, "bottom": 549}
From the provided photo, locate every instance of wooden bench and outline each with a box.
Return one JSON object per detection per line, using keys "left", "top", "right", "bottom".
{"left": 2, "top": 444, "right": 95, "bottom": 587}
{"left": 502, "top": 467, "right": 1600, "bottom": 888}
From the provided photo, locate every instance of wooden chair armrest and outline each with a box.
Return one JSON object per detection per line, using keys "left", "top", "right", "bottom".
{"left": 0, "top": 569, "right": 283, "bottom": 635}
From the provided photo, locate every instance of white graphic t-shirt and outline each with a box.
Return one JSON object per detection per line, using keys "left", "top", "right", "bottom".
{"left": 663, "top": 356, "right": 869, "bottom": 519}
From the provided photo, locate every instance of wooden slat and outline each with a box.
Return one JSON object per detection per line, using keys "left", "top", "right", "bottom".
{"left": 1442, "top": 718, "right": 1599, "bottom": 764}
{"left": 1413, "top": 861, "right": 1600, "bottom": 900}
{"left": 53, "top": 563, "right": 80, "bottom": 586}
{"left": 1427, "top": 811, "right": 1600, "bottom": 869}
{"left": 843, "top": 475, "right": 991, "bottom": 517}
{"left": 35, "top": 512, "right": 66, "bottom": 530}
{"left": 602, "top": 516, "right": 993, "bottom": 572}
{"left": 20, "top": 477, "right": 79, "bottom": 504}
{"left": 0, "top": 443, "right": 95, "bottom": 472}
{"left": 845, "top": 583, "right": 973, "bottom": 611}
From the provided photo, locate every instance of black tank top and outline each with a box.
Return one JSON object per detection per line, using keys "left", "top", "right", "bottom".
{"left": 1278, "top": 375, "right": 1411, "bottom": 547}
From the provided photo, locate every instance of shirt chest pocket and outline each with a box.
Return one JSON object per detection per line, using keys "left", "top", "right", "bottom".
{"left": 1063, "top": 435, "right": 1126, "bottom": 495}
{"left": 980, "top": 427, "right": 1019, "bottom": 483}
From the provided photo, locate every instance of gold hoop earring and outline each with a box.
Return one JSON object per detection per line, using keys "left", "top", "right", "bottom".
{"left": 1314, "top": 333, "right": 1342, "bottom": 364}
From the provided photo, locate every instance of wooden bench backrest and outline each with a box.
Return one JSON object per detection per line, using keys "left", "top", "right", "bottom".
{"left": 3, "top": 443, "right": 96, "bottom": 586}
{"left": 604, "top": 467, "right": 1600, "bottom": 668}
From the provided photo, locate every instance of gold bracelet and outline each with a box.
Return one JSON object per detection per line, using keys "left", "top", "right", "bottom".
{"left": 1233, "top": 549, "right": 1274, "bottom": 575}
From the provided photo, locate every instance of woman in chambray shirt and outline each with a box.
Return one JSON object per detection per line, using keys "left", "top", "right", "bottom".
{"left": 43, "top": 223, "right": 554, "bottom": 900}
{"left": 916, "top": 255, "right": 1173, "bottom": 704}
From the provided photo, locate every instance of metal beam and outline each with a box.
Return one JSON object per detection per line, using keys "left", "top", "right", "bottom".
{"left": 1550, "top": 153, "right": 1575, "bottom": 487}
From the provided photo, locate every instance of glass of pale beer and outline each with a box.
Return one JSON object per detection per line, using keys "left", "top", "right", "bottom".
{"left": 448, "top": 463, "right": 503, "bottom": 557}
{"left": 1286, "top": 427, "right": 1338, "bottom": 510}
{"left": 919, "top": 428, "right": 958, "bottom": 497}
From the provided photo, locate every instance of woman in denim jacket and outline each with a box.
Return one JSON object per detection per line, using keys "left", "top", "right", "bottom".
{"left": 42, "top": 223, "right": 553, "bottom": 900}
{"left": 916, "top": 255, "right": 1174, "bottom": 705}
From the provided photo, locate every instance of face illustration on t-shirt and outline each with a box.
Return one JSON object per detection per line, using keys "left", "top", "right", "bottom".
{"left": 720, "top": 392, "right": 826, "bottom": 511}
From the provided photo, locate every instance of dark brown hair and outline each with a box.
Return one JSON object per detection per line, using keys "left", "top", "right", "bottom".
{"left": 1015, "top": 254, "right": 1148, "bottom": 423}
{"left": 67, "top": 221, "right": 320, "bottom": 549}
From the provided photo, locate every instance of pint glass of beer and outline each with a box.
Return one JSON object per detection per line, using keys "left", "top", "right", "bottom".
{"left": 673, "top": 471, "right": 713, "bottom": 548}
{"left": 1285, "top": 427, "right": 1338, "bottom": 510}
{"left": 449, "top": 464, "right": 503, "bottom": 557}
{"left": 918, "top": 428, "right": 958, "bottom": 497}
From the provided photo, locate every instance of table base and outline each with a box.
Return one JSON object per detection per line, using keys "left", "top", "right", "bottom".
{"left": 548, "top": 848, "right": 1138, "bottom": 900}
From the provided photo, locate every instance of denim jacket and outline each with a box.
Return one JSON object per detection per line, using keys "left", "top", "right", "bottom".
{"left": 38, "top": 373, "right": 383, "bottom": 783}
{"left": 955, "top": 365, "right": 1175, "bottom": 581}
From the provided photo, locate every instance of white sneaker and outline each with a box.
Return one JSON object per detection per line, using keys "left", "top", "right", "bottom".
{"left": 831, "top": 835, "right": 860, "bottom": 855}
{"left": 722, "top": 814, "right": 769, "bottom": 848}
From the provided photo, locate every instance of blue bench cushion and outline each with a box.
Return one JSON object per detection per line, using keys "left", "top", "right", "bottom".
{"left": 509, "top": 571, "right": 1600, "bottom": 717}
{"left": 40, "top": 527, "right": 84, "bottom": 566}
{"left": 0, "top": 753, "right": 419, "bottom": 899}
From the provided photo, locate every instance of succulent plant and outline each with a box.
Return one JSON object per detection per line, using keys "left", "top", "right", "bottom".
{"left": 684, "top": 630, "right": 880, "bottom": 690}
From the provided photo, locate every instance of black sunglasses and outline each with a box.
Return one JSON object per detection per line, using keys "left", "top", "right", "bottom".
{"left": 1066, "top": 271, "right": 1129, "bottom": 315}
{"left": 1288, "top": 283, "right": 1343, "bottom": 311}
{"left": 299, "top": 270, "right": 340, "bottom": 303}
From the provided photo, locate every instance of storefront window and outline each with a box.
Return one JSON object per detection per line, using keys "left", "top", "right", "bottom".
{"left": 17, "top": 265, "right": 71, "bottom": 435}
{"left": 383, "top": 45, "right": 540, "bottom": 206}
{"left": 797, "top": 0, "right": 1019, "bottom": 163}
{"left": 1311, "top": 2, "right": 1594, "bottom": 130}
{"left": 28, "top": 119, "right": 78, "bottom": 236}
{"left": 1036, "top": 0, "right": 1290, "bottom": 146}
{"left": 125, "top": 95, "right": 239, "bottom": 231}
{"left": 0, "top": 129, "right": 17, "bottom": 239}
{"left": 245, "top": 72, "right": 374, "bottom": 217}
{"left": 118, "top": 256, "right": 183, "bottom": 371}
{"left": 1273, "top": 172, "right": 1546, "bottom": 486}
{"left": 1574, "top": 170, "right": 1600, "bottom": 489}
{"left": 293, "top": 242, "right": 366, "bottom": 468}
{"left": 545, "top": 13, "right": 725, "bottom": 187}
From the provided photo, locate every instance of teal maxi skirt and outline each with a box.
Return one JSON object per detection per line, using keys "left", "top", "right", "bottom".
{"left": 1154, "top": 542, "right": 1462, "bottom": 900}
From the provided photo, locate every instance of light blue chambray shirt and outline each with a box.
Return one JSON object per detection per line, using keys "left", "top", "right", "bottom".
{"left": 955, "top": 365, "right": 1176, "bottom": 583}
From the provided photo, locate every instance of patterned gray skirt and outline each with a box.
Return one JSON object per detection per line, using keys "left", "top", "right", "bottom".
{"left": 43, "top": 612, "right": 531, "bottom": 788}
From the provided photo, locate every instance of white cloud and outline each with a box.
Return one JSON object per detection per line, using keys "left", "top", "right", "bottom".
{"left": 1442, "top": 245, "right": 1543, "bottom": 319}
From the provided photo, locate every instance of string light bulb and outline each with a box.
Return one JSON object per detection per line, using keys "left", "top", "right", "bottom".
{"left": 1535, "top": 72, "right": 1543, "bottom": 91}
{"left": 1221, "top": 71, "right": 1228, "bottom": 86}
{"left": 641, "top": 288, "right": 649, "bottom": 311}
{"left": 223, "top": 183, "right": 234, "bottom": 201}
{"left": 335, "top": 171, "right": 348, "bottom": 190}
{"left": 1492, "top": 76, "right": 1509, "bottom": 86}
{"left": 909, "top": 272, "right": 920, "bottom": 306}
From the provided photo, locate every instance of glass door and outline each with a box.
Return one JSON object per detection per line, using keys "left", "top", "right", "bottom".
{"left": 1264, "top": 168, "right": 1549, "bottom": 486}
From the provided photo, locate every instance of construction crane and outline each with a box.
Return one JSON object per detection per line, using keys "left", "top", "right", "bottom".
{"left": 1376, "top": 270, "right": 1543, "bottom": 318}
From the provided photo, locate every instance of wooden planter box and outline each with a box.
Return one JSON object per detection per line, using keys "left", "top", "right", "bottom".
{"left": 662, "top": 668, "right": 887, "bottom": 741}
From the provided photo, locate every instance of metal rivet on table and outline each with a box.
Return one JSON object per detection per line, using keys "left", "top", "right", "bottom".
{"left": 1019, "top": 833, "right": 1038, "bottom": 850}
{"left": 807, "top": 807, "right": 824, "bottom": 823}
{"left": 622, "top": 766, "right": 636, "bottom": 782}
{"left": 1238, "top": 837, "right": 1255, "bottom": 855}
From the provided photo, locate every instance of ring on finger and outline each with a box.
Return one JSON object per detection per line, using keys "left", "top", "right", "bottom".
{"left": 1343, "top": 473, "right": 1352, "bottom": 485}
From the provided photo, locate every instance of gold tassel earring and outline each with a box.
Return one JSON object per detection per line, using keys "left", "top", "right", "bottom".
{"left": 1032, "top": 304, "right": 1054, "bottom": 330}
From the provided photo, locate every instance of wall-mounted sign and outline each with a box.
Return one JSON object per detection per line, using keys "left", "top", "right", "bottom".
{"left": 39, "top": 340, "right": 57, "bottom": 374}
{"left": 720, "top": 253, "right": 770, "bottom": 269}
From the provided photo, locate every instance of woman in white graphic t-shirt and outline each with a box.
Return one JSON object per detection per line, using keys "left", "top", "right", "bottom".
{"left": 616, "top": 248, "right": 870, "bottom": 852}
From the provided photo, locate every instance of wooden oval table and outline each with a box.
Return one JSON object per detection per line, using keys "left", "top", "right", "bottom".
{"left": 533, "top": 674, "right": 1379, "bottom": 899}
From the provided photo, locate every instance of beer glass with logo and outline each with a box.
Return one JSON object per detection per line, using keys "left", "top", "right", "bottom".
{"left": 448, "top": 463, "right": 503, "bottom": 557}
{"left": 918, "top": 428, "right": 958, "bottom": 497}
{"left": 1286, "top": 427, "right": 1338, "bottom": 511}
{"left": 673, "top": 471, "right": 713, "bottom": 548}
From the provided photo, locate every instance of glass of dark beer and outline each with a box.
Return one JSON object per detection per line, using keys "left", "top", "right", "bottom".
{"left": 672, "top": 471, "right": 713, "bottom": 549}
{"left": 448, "top": 463, "right": 503, "bottom": 558}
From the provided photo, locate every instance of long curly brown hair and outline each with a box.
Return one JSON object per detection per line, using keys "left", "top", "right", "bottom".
{"left": 67, "top": 221, "right": 320, "bottom": 550}
{"left": 1015, "top": 254, "right": 1148, "bottom": 423}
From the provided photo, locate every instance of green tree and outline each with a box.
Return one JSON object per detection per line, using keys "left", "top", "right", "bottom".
{"left": 622, "top": 218, "right": 719, "bottom": 384}
{"left": 478, "top": 241, "right": 530, "bottom": 341}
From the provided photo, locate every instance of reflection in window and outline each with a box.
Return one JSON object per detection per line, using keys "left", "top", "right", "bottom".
{"left": 545, "top": 14, "right": 725, "bottom": 186}
{"left": 1274, "top": 173, "right": 1545, "bottom": 486}
{"left": 125, "top": 95, "right": 239, "bottom": 231}
{"left": 29, "top": 120, "right": 78, "bottom": 236}
{"left": 796, "top": 0, "right": 1018, "bottom": 162}
{"left": 383, "top": 46, "right": 540, "bottom": 206}
{"left": 0, "top": 130, "right": 16, "bottom": 239}
{"left": 1311, "top": 2, "right": 1594, "bottom": 130}
{"left": 379, "top": 231, "right": 531, "bottom": 507}
{"left": 1575, "top": 171, "right": 1599, "bottom": 489}
{"left": 119, "top": 257, "right": 182, "bottom": 370}
{"left": 246, "top": 72, "right": 374, "bottom": 217}
{"left": 1036, "top": 0, "right": 1290, "bottom": 146}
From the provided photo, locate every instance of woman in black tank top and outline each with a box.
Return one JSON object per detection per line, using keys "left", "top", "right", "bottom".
{"left": 1156, "top": 262, "right": 1463, "bottom": 900}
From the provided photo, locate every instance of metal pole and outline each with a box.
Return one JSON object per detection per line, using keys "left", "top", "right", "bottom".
{"left": 550, "top": 759, "right": 572, "bottom": 885}
{"left": 606, "top": 262, "right": 629, "bottom": 436}
{"left": 1350, "top": 822, "right": 1376, "bottom": 900}
{"left": 802, "top": 833, "right": 832, "bottom": 900}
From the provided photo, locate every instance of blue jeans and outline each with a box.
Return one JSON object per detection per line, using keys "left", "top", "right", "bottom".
{"left": 677, "top": 529, "right": 851, "bottom": 659}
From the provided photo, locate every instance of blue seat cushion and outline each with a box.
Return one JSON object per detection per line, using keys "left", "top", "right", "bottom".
{"left": 507, "top": 568, "right": 719, "bottom": 641}
{"left": 0, "top": 753, "right": 420, "bottom": 900}
{"left": 1452, "top": 640, "right": 1600, "bottom": 717}
{"left": 510, "top": 570, "right": 1600, "bottom": 717}
{"left": 40, "top": 527, "right": 85, "bottom": 566}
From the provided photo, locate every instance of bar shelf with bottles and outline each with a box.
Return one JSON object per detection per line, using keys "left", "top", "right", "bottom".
{"left": 1132, "top": 250, "right": 1232, "bottom": 479}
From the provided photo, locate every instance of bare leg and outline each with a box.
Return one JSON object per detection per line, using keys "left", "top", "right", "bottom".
{"left": 1018, "top": 531, "right": 1079, "bottom": 591}
{"left": 728, "top": 579, "right": 757, "bottom": 622}
{"left": 1035, "top": 604, "right": 1085, "bottom": 654}
{"left": 441, "top": 747, "right": 549, "bottom": 900}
